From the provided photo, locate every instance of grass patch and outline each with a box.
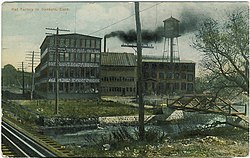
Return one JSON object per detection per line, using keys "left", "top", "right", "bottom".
{"left": 13, "top": 99, "right": 156, "bottom": 118}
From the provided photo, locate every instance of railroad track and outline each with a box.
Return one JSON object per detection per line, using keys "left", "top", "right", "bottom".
{"left": 2, "top": 121, "right": 57, "bottom": 157}
{"left": 2, "top": 99, "right": 76, "bottom": 157}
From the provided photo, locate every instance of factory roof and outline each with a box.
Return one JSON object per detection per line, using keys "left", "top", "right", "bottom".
{"left": 101, "top": 52, "right": 136, "bottom": 66}
{"left": 40, "top": 33, "right": 102, "bottom": 49}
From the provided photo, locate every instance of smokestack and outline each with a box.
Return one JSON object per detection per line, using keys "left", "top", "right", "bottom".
{"left": 104, "top": 35, "right": 107, "bottom": 53}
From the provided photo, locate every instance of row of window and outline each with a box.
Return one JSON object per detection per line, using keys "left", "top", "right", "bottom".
{"left": 48, "top": 52, "right": 100, "bottom": 63}
{"left": 48, "top": 67, "right": 98, "bottom": 78}
{"left": 48, "top": 82, "right": 99, "bottom": 94}
{"left": 143, "top": 63, "right": 195, "bottom": 71}
{"left": 49, "top": 38, "right": 101, "bottom": 49}
{"left": 158, "top": 72, "right": 194, "bottom": 81}
{"left": 143, "top": 71, "right": 194, "bottom": 81}
{"left": 101, "top": 87, "right": 136, "bottom": 93}
{"left": 160, "top": 82, "right": 193, "bottom": 91}
{"left": 101, "top": 76, "right": 135, "bottom": 82}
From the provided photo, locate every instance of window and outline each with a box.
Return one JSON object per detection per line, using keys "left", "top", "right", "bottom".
{"left": 187, "top": 74, "right": 194, "bottom": 81}
{"left": 59, "top": 67, "right": 64, "bottom": 77}
{"left": 181, "top": 83, "right": 186, "bottom": 90}
{"left": 81, "top": 53, "right": 84, "bottom": 62}
{"left": 70, "top": 83, "right": 74, "bottom": 92}
{"left": 86, "top": 39, "right": 90, "bottom": 48}
{"left": 152, "top": 63, "right": 157, "bottom": 69}
{"left": 65, "top": 67, "right": 69, "bottom": 78}
{"left": 65, "top": 39, "right": 70, "bottom": 47}
{"left": 91, "top": 54, "right": 95, "bottom": 62}
{"left": 59, "top": 83, "right": 63, "bottom": 91}
{"left": 159, "top": 63, "right": 164, "bottom": 69}
{"left": 86, "top": 53, "right": 90, "bottom": 62}
{"left": 166, "top": 83, "right": 170, "bottom": 90}
{"left": 59, "top": 53, "right": 64, "bottom": 61}
{"left": 76, "top": 39, "right": 80, "bottom": 48}
{"left": 182, "top": 64, "right": 188, "bottom": 71}
{"left": 49, "top": 38, "right": 54, "bottom": 47}
{"left": 167, "top": 72, "right": 173, "bottom": 79}
{"left": 49, "top": 52, "right": 55, "bottom": 61}
{"left": 95, "top": 54, "right": 100, "bottom": 63}
{"left": 59, "top": 38, "right": 65, "bottom": 47}
{"left": 75, "top": 83, "right": 80, "bottom": 93}
{"left": 159, "top": 72, "right": 164, "bottom": 79}
{"left": 65, "top": 83, "right": 69, "bottom": 93}
{"left": 181, "top": 73, "right": 186, "bottom": 80}
{"left": 175, "top": 64, "right": 180, "bottom": 70}
{"left": 48, "top": 68, "right": 54, "bottom": 77}
{"left": 81, "top": 39, "right": 86, "bottom": 48}
{"left": 65, "top": 52, "right": 69, "bottom": 61}
{"left": 158, "top": 83, "right": 165, "bottom": 92}
{"left": 86, "top": 67, "right": 90, "bottom": 77}
{"left": 90, "top": 68, "right": 96, "bottom": 77}
{"left": 174, "top": 83, "right": 179, "bottom": 90}
{"left": 151, "top": 72, "right": 157, "bottom": 78}
{"left": 144, "top": 72, "right": 150, "bottom": 78}
{"left": 188, "top": 64, "right": 194, "bottom": 72}
{"left": 75, "top": 67, "right": 80, "bottom": 77}
{"left": 70, "top": 53, "right": 75, "bottom": 61}
{"left": 96, "top": 40, "right": 100, "bottom": 49}
{"left": 175, "top": 73, "right": 180, "bottom": 79}
{"left": 70, "top": 39, "right": 75, "bottom": 47}
{"left": 70, "top": 68, "right": 75, "bottom": 77}
{"left": 91, "top": 40, "right": 95, "bottom": 48}
{"left": 81, "top": 68, "right": 85, "bottom": 78}
{"left": 75, "top": 53, "right": 81, "bottom": 62}
{"left": 187, "top": 83, "right": 193, "bottom": 91}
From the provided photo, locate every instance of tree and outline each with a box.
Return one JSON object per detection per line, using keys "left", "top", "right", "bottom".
{"left": 193, "top": 10, "right": 249, "bottom": 97}
{"left": 2, "top": 64, "right": 18, "bottom": 88}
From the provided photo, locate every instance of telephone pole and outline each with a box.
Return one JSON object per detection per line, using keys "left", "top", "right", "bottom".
{"left": 135, "top": 2, "right": 144, "bottom": 141}
{"left": 46, "top": 27, "right": 70, "bottom": 115}
{"left": 26, "top": 51, "right": 40, "bottom": 100}
{"left": 17, "top": 62, "right": 27, "bottom": 94}
{"left": 22, "top": 62, "right": 25, "bottom": 95}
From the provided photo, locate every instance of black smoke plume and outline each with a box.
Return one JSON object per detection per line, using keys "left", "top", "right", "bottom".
{"left": 179, "top": 9, "right": 210, "bottom": 34}
{"left": 105, "top": 26, "right": 164, "bottom": 44}
{"left": 105, "top": 10, "right": 210, "bottom": 43}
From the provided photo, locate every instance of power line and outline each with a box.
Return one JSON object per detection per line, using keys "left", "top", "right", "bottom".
{"left": 88, "top": 2, "right": 163, "bottom": 35}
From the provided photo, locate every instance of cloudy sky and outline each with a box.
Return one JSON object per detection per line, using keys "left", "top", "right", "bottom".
{"left": 1, "top": 1, "right": 248, "bottom": 72}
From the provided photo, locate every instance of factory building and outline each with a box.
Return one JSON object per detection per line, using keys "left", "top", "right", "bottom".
{"left": 140, "top": 16, "right": 195, "bottom": 96}
{"left": 35, "top": 33, "right": 102, "bottom": 99}
{"left": 100, "top": 52, "right": 137, "bottom": 96}
{"left": 142, "top": 56, "right": 195, "bottom": 95}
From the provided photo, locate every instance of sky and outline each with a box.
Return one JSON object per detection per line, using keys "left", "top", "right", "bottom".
{"left": 1, "top": 1, "right": 248, "bottom": 73}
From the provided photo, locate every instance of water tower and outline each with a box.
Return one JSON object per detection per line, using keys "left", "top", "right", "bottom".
{"left": 163, "top": 16, "right": 181, "bottom": 63}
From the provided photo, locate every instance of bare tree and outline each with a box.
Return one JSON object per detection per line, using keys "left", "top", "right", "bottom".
{"left": 193, "top": 10, "right": 249, "bottom": 96}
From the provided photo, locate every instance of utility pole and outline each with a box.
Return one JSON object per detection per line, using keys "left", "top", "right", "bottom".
{"left": 18, "top": 62, "right": 27, "bottom": 93}
{"left": 135, "top": 2, "right": 144, "bottom": 141}
{"left": 22, "top": 62, "right": 25, "bottom": 95}
{"left": 26, "top": 51, "right": 40, "bottom": 100}
{"left": 46, "top": 27, "right": 70, "bottom": 115}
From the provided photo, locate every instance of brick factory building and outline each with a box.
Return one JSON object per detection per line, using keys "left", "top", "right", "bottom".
{"left": 35, "top": 33, "right": 102, "bottom": 99}
{"left": 142, "top": 56, "right": 195, "bottom": 96}
{"left": 100, "top": 52, "right": 137, "bottom": 96}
